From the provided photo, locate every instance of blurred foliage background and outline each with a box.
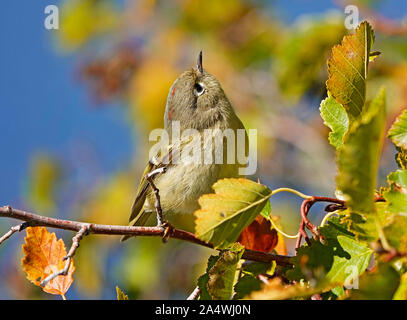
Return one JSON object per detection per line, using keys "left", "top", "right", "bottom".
{"left": 1, "top": 0, "right": 407, "bottom": 299}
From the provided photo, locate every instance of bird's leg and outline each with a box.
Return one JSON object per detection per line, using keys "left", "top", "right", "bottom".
{"left": 146, "top": 167, "right": 173, "bottom": 242}
{"left": 146, "top": 167, "right": 166, "bottom": 226}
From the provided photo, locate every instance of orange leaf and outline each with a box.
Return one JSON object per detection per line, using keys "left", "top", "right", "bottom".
{"left": 21, "top": 227, "right": 75, "bottom": 296}
{"left": 237, "top": 215, "right": 278, "bottom": 253}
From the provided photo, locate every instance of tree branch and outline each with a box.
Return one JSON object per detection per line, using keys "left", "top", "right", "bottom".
{"left": 0, "top": 205, "right": 292, "bottom": 267}
{"left": 0, "top": 221, "right": 31, "bottom": 245}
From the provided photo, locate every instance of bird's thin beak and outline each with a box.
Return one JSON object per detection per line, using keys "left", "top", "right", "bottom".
{"left": 196, "top": 51, "right": 203, "bottom": 73}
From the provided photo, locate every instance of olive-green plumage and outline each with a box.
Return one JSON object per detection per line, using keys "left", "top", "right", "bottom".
{"left": 121, "top": 52, "right": 247, "bottom": 241}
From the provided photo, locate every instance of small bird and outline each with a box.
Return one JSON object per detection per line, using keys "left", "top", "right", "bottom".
{"left": 121, "top": 52, "right": 247, "bottom": 241}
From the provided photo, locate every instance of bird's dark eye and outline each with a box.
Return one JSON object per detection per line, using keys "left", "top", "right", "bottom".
{"left": 194, "top": 82, "right": 205, "bottom": 96}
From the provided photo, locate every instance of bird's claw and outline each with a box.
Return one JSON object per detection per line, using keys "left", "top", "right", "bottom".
{"left": 160, "top": 221, "right": 173, "bottom": 243}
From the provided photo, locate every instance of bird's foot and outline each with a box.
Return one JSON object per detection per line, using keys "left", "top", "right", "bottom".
{"left": 159, "top": 221, "right": 173, "bottom": 243}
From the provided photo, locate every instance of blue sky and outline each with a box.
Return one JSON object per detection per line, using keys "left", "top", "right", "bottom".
{"left": 0, "top": 1, "right": 133, "bottom": 206}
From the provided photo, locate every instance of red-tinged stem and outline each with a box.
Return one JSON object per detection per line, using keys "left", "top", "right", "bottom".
{"left": 296, "top": 196, "right": 345, "bottom": 249}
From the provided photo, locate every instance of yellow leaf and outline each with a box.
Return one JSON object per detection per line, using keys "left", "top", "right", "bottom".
{"left": 245, "top": 277, "right": 333, "bottom": 300}
{"left": 116, "top": 286, "right": 129, "bottom": 300}
{"left": 21, "top": 227, "right": 74, "bottom": 296}
{"left": 194, "top": 178, "right": 272, "bottom": 249}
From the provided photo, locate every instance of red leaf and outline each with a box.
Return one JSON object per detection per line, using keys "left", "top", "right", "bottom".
{"left": 237, "top": 215, "right": 278, "bottom": 253}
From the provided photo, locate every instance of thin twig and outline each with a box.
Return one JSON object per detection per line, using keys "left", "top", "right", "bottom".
{"left": 0, "top": 205, "right": 292, "bottom": 266}
{"left": 146, "top": 167, "right": 167, "bottom": 227}
{"left": 301, "top": 199, "right": 320, "bottom": 239}
{"left": 296, "top": 196, "right": 345, "bottom": 249}
{"left": 146, "top": 167, "right": 174, "bottom": 242}
{"left": 40, "top": 224, "right": 90, "bottom": 287}
{"left": 0, "top": 220, "right": 31, "bottom": 245}
{"left": 295, "top": 195, "right": 390, "bottom": 249}
{"left": 64, "top": 224, "right": 90, "bottom": 261}
{"left": 296, "top": 201, "right": 312, "bottom": 249}
{"left": 257, "top": 274, "right": 270, "bottom": 285}
{"left": 40, "top": 260, "right": 73, "bottom": 288}
{"left": 186, "top": 286, "right": 201, "bottom": 300}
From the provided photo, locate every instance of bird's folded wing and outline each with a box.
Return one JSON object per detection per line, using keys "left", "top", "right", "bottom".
{"left": 128, "top": 137, "right": 192, "bottom": 223}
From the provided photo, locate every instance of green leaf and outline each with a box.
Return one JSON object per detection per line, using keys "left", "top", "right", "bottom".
{"left": 388, "top": 109, "right": 407, "bottom": 149}
{"left": 197, "top": 254, "right": 220, "bottom": 300}
{"left": 326, "top": 21, "right": 375, "bottom": 121}
{"left": 234, "top": 275, "right": 262, "bottom": 300}
{"left": 331, "top": 286, "right": 346, "bottom": 299}
{"left": 383, "top": 214, "right": 407, "bottom": 253}
{"left": 395, "top": 148, "right": 407, "bottom": 169}
{"left": 320, "top": 94, "right": 349, "bottom": 149}
{"left": 326, "top": 235, "right": 372, "bottom": 284}
{"left": 234, "top": 261, "right": 275, "bottom": 300}
{"left": 259, "top": 200, "right": 271, "bottom": 219}
{"left": 383, "top": 170, "right": 407, "bottom": 215}
{"left": 194, "top": 178, "right": 272, "bottom": 249}
{"left": 116, "top": 286, "right": 129, "bottom": 300}
{"left": 336, "top": 88, "right": 386, "bottom": 214}
{"left": 241, "top": 261, "right": 274, "bottom": 276}
{"left": 286, "top": 218, "right": 351, "bottom": 281}
{"left": 319, "top": 216, "right": 356, "bottom": 239}
{"left": 288, "top": 225, "right": 372, "bottom": 287}
{"left": 207, "top": 243, "right": 245, "bottom": 300}
{"left": 287, "top": 239, "right": 337, "bottom": 282}
{"left": 349, "top": 264, "right": 400, "bottom": 300}
{"left": 338, "top": 202, "right": 389, "bottom": 242}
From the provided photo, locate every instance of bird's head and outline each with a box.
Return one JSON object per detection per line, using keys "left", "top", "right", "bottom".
{"left": 164, "top": 52, "right": 234, "bottom": 131}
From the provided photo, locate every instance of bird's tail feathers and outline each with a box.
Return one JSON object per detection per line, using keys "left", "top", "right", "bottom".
{"left": 120, "top": 209, "right": 151, "bottom": 242}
